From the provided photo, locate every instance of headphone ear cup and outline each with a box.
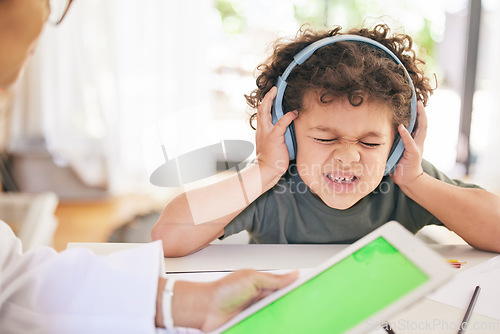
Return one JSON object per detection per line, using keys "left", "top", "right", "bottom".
{"left": 384, "top": 136, "right": 405, "bottom": 175}
{"left": 271, "top": 108, "right": 296, "bottom": 160}
{"left": 271, "top": 92, "right": 296, "bottom": 161}
{"left": 288, "top": 122, "right": 297, "bottom": 161}
{"left": 385, "top": 95, "right": 418, "bottom": 175}
{"left": 270, "top": 99, "right": 279, "bottom": 125}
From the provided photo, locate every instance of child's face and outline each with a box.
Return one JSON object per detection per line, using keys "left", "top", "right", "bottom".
{"left": 293, "top": 92, "right": 394, "bottom": 210}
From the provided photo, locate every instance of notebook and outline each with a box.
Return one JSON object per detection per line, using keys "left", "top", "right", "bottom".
{"left": 210, "top": 221, "right": 454, "bottom": 334}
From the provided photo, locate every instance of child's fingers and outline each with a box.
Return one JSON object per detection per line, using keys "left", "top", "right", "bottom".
{"left": 256, "top": 87, "right": 278, "bottom": 130}
{"left": 398, "top": 124, "right": 419, "bottom": 155}
{"left": 273, "top": 110, "right": 298, "bottom": 137}
{"left": 412, "top": 101, "right": 427, "bottom": 148}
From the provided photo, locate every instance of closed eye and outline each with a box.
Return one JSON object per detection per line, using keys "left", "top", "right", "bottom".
{"left": 314, "top": 138, "right": 337, "bottom": 143}
{"left": 360, "top": 142, "right": 381, "bottom": 148}
{"left": 313, "top": 138, "right": 382, "bottom": 147}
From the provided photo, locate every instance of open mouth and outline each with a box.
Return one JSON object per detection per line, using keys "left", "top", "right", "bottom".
{"left": 326, "top": 174, "right": 358, "bottom": 184}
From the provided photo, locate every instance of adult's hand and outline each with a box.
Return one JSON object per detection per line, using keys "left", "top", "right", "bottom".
{"left": 167, "top": 269, "right": 299, "bottom": 332}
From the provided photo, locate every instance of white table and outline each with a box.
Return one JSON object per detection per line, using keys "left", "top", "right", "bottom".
{"left": 67, "top": 242, "right": 500, "bottom": 333}
{"left": 162, "top": 244, "right": 494, "bottom": 273}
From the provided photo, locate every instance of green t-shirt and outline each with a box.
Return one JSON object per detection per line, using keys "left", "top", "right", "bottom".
{"left": 223, "top": 160, "right": 481, "bottom": 244}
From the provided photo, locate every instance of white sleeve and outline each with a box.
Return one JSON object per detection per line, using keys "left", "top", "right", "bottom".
{"left": 0, "top": 221, "right": 163, "bottom": 334}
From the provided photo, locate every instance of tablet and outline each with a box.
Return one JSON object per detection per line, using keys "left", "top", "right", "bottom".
{"left": 210, "top": 221, "right": 455, "bottom": 334}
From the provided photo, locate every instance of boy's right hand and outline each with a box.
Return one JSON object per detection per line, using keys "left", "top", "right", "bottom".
{"left": 255, "top": 87, "right": 298, "bottom": 183}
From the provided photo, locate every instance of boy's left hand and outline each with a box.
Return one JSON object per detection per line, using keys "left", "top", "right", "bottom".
{"left": 391, "top": 101, "right": 427, "bottom": 187}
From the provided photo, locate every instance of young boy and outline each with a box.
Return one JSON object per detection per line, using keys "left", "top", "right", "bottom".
{"left": 152, "top": 24, "right": 500, "bottom": 257}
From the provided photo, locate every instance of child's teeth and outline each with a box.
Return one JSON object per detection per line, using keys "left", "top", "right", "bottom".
{"left": 330, "top": 175, "right": 355, "bottom": 183}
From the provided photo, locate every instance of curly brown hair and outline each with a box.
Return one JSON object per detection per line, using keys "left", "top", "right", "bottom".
{"left": 247, "top": 24, "right": 434, "bottom": 131}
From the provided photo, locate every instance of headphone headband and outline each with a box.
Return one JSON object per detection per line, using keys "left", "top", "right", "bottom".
{"left": 271, "top": 34, "right": 417, "bottom": 175}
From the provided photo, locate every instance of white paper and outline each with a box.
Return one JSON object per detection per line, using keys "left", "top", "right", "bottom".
{"left": 428, "top": 255, "right": 500, "bottom": 320}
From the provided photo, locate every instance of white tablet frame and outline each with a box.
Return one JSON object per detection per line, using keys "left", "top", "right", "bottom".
{"left": 211, "top": 221, "right": 455, "bottom": 334}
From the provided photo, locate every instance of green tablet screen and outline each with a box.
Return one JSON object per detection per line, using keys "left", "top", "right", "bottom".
{"left": 224, "top": 237, "right": 428, "bottom": 333}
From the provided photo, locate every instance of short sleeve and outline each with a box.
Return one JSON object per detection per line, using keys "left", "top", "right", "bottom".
{"left": 221, "top": 201, "right": 258, "bottom": 240}
{"left": 422, "top": 159, "right": 483, "bottom": 189}
{"left": 395, "top": 160, "right": 483, "bottom": 231}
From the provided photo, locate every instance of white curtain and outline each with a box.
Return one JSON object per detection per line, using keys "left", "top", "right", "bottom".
{"left": 475, "top": 1, "right": 500, "bottom": 195}
{"left": 10, "top": 0, "right": 220, "bottom": 195}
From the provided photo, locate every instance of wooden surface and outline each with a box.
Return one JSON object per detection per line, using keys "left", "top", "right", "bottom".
{"left": 53, "top": 194, "right": 165, "bottom": 251}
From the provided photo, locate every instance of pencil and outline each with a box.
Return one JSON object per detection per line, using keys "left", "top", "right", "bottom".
{"left": 457, "top": 285, "right": 481, "bottom": 334}
{"left": 446, "top": 259, "right": 467, "bottom": 268}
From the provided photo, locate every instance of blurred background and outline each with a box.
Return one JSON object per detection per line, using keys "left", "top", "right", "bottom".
{"left": 0, "top": 0, "right": 498, "bottom": 251}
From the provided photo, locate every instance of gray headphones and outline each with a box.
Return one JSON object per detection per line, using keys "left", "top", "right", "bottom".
{"left": 271, "top": 34, "right": 417, "bottom": 175}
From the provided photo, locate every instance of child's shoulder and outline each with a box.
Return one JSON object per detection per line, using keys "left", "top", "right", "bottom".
{"left": 421, "top": 159, "right": 443, "bottom": 176}
{"left": 422, "top": 159, "right": 482, "bottom": 189}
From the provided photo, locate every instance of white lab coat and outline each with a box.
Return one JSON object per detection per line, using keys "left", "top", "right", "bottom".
{"left": 0, "top": 221, "right": 166, "bottom": 334}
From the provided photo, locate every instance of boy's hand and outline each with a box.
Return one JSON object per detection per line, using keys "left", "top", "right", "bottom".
{"left": 255, "top": 86, "right": 298, "bottom": 181}
{"left": 391, "top": 101, "right": 427, "bottom": 188}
